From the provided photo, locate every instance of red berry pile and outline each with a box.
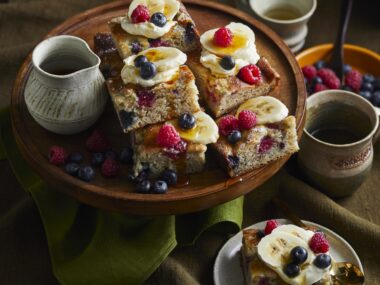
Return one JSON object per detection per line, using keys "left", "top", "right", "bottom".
{"left": 218, "top": 111, "right": 257, "bottom": 145}
{"left": 264, "top": 219, "right": 278, "bottom": 235}
{"left": 302, "top": 60, "right": 380, "bottom": 107}
{"left": 238, "top": 64, "right": 262, "bottom": 85}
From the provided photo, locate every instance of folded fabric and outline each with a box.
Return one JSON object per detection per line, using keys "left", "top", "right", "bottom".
{"left": 0, "top": 108, "right": 243, "bottom": 285}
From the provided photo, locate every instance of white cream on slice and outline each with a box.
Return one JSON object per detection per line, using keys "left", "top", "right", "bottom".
{"left": 121, "top": 47, "right": 186, "bottom": 87}
{"left": 199, "top": 22, "right": 260, "bottom": 76}
{"left": 121, "top": 0, "right": 180, "bottom": 39}
{"left": 257, "top": 225, "right": 332, "bottom": 285}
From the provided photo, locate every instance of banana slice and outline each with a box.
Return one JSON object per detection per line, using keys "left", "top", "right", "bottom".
{"left": 236, "top": 96, "right": 289, "bottom": 125}
{"left": 257, "top": 231, "right": 310, "bottom": 268}
{"left": 171, "top": 111, "right": 219, "bottom": 144}
{"left": 128, "top": 0, "right": 180, "bottom": 21}
{"left": 200, "top": 22, "right": 255, "bottom": 57}
{"left": 272, "top": 225, "right": 314, "bottom": 242}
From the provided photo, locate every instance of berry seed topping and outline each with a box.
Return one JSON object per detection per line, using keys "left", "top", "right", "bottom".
{"left": 309, "top": 232, "right": 329, "bottom": 254}
{"left": 48, "top": 145, "right": 67, "bottom": 166}
{"left": 130, "top": 5, "right": 150, "bottom": 24}
{"left": 218, "top": 115, "right": 239, "bottom": 136}
{"left": 238, "top": 64, "right": 262, "bottom": 85}
{"left": 238, "top": 110, "right": 257, "bottom": 130}
{"left": 157, "top": 124, "right": 181, "bottom": 148}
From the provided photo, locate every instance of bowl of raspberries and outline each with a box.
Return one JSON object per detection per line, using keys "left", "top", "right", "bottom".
{"left": 296, "top": 44, "right": 380, "bottom": 114}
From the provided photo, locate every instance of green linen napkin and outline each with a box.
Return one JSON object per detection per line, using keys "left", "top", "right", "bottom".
{"left": 0, "top": 108, "right": 243, "bottom": 285}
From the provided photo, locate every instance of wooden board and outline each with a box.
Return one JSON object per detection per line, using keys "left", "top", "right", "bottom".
{"left": 10, "top": 0, "right": 306, "bottom": 215}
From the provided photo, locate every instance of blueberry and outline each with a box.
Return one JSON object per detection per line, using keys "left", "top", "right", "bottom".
{"left": 127, "top": 172, "right": 136, "bottom": 182}
{"left": 314, "top": 60, "right": 325, "bottom": 70}
{"left": 283, "top": 263, "right": 300, "bottom": 278}
{"left": 343, "top": 64, "right": 352, "bottom": 74}
{"left": 361, "top": 82, "right": 374, "bottom": 92}
{"left": 64, "top": 162, "right": 80, "bottom": 176}
{"left": 120, "top": 147, "right": 133, "bottom": 164}
{"left": 134, "top": 55, "right": 148, "bottom": 67}
{"left": 185, "top": 22, "right": 196, "bottom": 42}
{"left": 227, "top": 155, "right": 240, "bottom": 169}
{"left": 311, "top": 76, "right": 323, "bottom": 86}
{"left": 67, "top": 152, "right": 83, "bottom": 163}
{"left": 140, "top": 62, "right": 157, "bottom": 80}
{"left": 119, "top": 110, "right": 137, "bottom": 129}
{"left": 91, "top": 152, "right": 105, "bottom": 167}
{"left": 257, "top": 230, "right": 265, "bottom": 239}
{"left": 220, "top": 56, "right": 235, "bottom": 70}
{"left": 373, "top": 78, "right": 380, "bottom": 90}
{"left": 78, "top": 166, "right": 95, "bottom": 182}
{"left": 359, "top": 90, "right": 372, "bottom": 101}
{"left": 105, "top": 150, "right": 118, "bottom": 160}
{"left": 341, "top": 85, "right": 353, "bottom": 92}
{"left": 363, "top": 73, "right": 375, "bottom": 83}
{"left": 136, "top": 180, "right": 151, "bottom": 194}
{"left": 290, "top": 246, "right": 308, "bottom": 265}
{"left": 314, "top": 254, "right": 331, "bottom": 269}
{"left": 227, "top": 130, "right": 242, "bottom": 144}
{"left": 131, "top": 41, "right": 142, "bottom": 54}
{"left": 136, "top": 169, "right": 150, "bottom": 183}
{"left": 152, "top": 180, "right": 168, "bottom": 194}
{"left": 371, "top": 91, "right": 380, "bottom": 107}
{"left": 178, "top": 113, "right": 196, "bottom": 130}
{"left": 161, "top": 169, "right": 178, "bottom": 186}
{"left": 150, "top": 12, "right": 167, "bottom": 27}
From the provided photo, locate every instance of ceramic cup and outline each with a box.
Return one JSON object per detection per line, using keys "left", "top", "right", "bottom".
{"left": 298, "top": 90, "right": 379, "bottom": 197}
{"left": 248, "top": 0, "right": 317, "bottom": 52}
{"left": 25, "top": 35, "right": 107, "bottom": 135}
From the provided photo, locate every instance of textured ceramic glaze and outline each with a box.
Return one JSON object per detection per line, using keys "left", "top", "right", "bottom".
{"left": 25, "top": 35, "right": 107, "bottom": 135}
{"left": 298, "top": 90, "right": 379, "bottom": 197}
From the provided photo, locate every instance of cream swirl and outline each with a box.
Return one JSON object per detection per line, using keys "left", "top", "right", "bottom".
{"left": 199, "top": 22, "right": 260, "bottom": 76}
{"left": 121, "top": 0, "right": 180, "bottom": 39}
{"left": 121, "top": 47, "right": 187, "bottom": 87}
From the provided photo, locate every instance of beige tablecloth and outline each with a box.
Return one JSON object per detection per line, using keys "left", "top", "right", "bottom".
{"left": 0, "top": 0, "right": 379, "bottom": 284}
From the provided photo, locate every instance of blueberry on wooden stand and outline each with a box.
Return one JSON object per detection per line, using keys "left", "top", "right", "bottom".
{"left": 65, "top": 163, "right": 80, "bottom": 176}
{"left": 134, "top": 55, "right": 148, "bottom": 67}
{"left": 140, "top": 62, "right": 157, "bottom": 80}
{"left": 91, "top": 152, "right": 105, "bottom": 167}
{"left": 161, "top": 169, "right": 178, "bottom": 186}
{"left": 120, "top": 147, "right": 133, "bottom": 164}
{"left": 179, "top": 113, "right": 196, "bottom": 129}
{"left": 78, "top": 166, "right": 95, "bottom": 182}
{"left": 136, "top": 180, "right": 151, "bottom": 194}
{"left": 220, "top": 56, "right": 235, "bottom": 70}
{"left": 152, "top": 180, "right": 168, "bottom": 194}
{"left": 150, "top": 12, "right": 167, "bottom": 27}
{"left": 67, "top": 152, "right": 83, "bottom": 164}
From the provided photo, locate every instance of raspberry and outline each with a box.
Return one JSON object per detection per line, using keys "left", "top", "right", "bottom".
{"left": 157, "top": 124, "right": 181, "bottom": 148}
{"left": 238, "top": 64, "right": 262, "bottom": 85}
{"left": 148, "top": 38, "right": 170, "bottom": 47}
{"left": 264, "top": 219, "right": 278, "bottom": 235}
{"left": 324, "top": 76, "right": 341, "bottom": 89}
{"left": 86, "top": 129, "right": 111, "bottom": 153}
{"left": 101, "top": 158, "right": 120, "bottom": 178}
{"left": 48, "top": 146, "right": 67, "bottom": 166}
{"left": 302, "top": 65, "right": 317, "bottom": 80}
{"left": 309, "top": 232, "right": 329, "bottom": 254}
{"left": 317, "top": 68, "right": 339, "bottom": 87}
{"left": 218, "top": 115, "right": 239, "bottom": 136}
{"left": 345, "top": 70, "right": 363, "bottom": 92}
{"left": 314, "top": 83, "right": 328, "bottom": 93}
{"left": 130, "top": 5, "right": 150, "bottom": 24}
{"left": 137, "top": 89, "right": 155, "bottom": 107}
{"left": 258, "top": 136, "right": 274, "bottom": 154}
{"left": 213, "top": 27, "right": 233, "bottom": 47}
{"left": 163, "top": 140, "right": 187, "bottom": 159}
{"left": 238, "top": 110, "right": 257, "bottom": 130}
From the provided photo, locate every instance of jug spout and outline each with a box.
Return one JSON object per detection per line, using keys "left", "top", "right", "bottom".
{"left": 32, "top": 35, "right": 101, "bottom": 78}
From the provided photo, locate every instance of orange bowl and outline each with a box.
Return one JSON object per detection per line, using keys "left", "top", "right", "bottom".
{"left": 296, "top": 44, "right": 380, "bottom": 76}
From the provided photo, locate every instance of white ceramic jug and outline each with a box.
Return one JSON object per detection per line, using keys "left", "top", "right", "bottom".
{"left": 25, "top": 35, "right": 107, "bottom": 135}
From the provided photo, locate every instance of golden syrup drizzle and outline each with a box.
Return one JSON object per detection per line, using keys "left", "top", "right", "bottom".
{"left": 206, "top": 33, "right": 248, "bottom": 55}
{"left": 144, "top": 49, "right": 165, "bottom": 62}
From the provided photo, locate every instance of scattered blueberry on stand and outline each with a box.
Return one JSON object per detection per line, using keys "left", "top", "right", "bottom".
{"left": 105, "top": 149, "right": 118, "bottom": 160}
{"left": 64, "top": 162, "right": 80, "bottom": 176}
{"left": 161, "top": 169, "right": 178, "bottom": 186}
{"left": 152, "top": 180, "right": 168, "bottom": 194}
{"left": 120, "top": 147, "right": 134, "bottom": 164}
{"left": 91, "top": 152, "right": 105, "bottom": 167}
{"left": 67, "top": 152, "right": 83, "bottom": 164}
{"left": 136, "top": 180, "right": 151, "bottom": 194}
{"left": 302, "top": 60, "right": 380, "bottom": 108}
{"left": 78, "top": 166, "right": 96, "bottom": 182}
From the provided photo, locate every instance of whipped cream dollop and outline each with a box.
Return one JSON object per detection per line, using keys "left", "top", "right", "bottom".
{"left": 257, "top": 225, "right": 332, "bottom": 285}
{"left": 200, "top": 22, "right": 260, "bottom": 76}
{"left": 121, "top": 0, "right": 180, "bottom": 39}
{"left": 121, "top": 47, "right": 186, "bottom": 87}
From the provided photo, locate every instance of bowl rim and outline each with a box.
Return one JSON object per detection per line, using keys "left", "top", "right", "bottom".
{"left": 296, "top": 43, "right": 380, "bottom": 62}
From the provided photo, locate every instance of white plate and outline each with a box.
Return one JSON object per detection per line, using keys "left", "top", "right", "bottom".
{"left": 214, "top": 219, "right": 364, "bottom": 285}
